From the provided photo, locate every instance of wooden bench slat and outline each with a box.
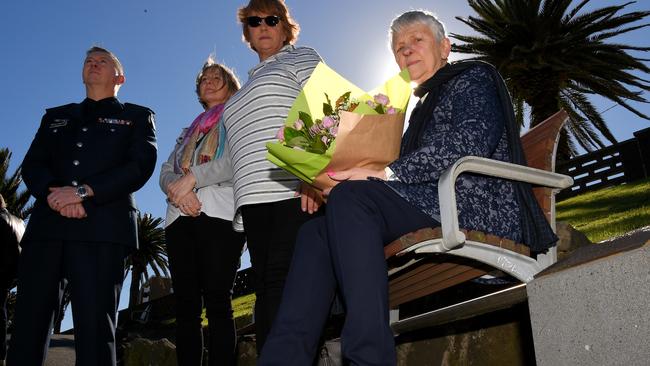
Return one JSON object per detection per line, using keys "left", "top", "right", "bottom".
{"left": 388, "top": 262, "right": 461, "bottom": 293}
{"left": 389, "top": 264, "right": 488, "bottom": 308}
{"left": 389, "top": 262, "right": 478, "bottom": 296}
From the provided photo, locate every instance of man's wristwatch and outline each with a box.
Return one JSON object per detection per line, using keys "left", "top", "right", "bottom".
{"left": 75, "top": 185, "right": 89, "bottom": 201}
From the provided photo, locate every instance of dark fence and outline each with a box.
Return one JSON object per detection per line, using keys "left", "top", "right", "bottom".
{"left": 233, "top": 266, "right": 255, "bottom": 297}
{"left": 556, "top": 127, "right": 650, "bottom": 200}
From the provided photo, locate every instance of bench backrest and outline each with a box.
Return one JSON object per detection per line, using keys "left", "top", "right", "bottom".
{"left": 521, "top": 110, "right": 568, "bottom": 228}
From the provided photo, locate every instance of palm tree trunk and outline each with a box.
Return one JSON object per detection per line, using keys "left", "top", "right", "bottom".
{"left": 129, "top": 267, "right": 142, "bottom": 308}
{"left": 530, "top": 99, "right": 562, "bottom": 127}
{"left": 525, "top": 74, "right": 562, "bottom": 127}
{"left": 52, "top": 281, "right": 71, "bottom": 333}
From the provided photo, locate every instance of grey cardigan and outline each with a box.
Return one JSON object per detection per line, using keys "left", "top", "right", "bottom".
{"left": 159, "top": 123, "right": 236, "bottom": 227}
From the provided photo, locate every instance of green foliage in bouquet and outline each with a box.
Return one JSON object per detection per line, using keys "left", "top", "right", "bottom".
{"left": 277, "top": 91, "right": 398, "bottom": 154}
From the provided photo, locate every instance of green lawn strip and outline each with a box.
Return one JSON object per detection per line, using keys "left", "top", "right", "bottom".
{"left": 157, "top": 293, "right": 256, "bottom": 328}
{"left": 232, "top": 293, "right": 256, "bottom": 329}
{"left": 232, "top": 293, "right": 256, "bottom": 319}
{"left": 556, "top": 178, "right": 650, "bottom": 242}
{"left": 194, "top": 293, "right": 256, "bottom": 327}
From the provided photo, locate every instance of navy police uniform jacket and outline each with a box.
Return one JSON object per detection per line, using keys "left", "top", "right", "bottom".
{"left": 21, "top": 97, "right": 157, "bottom": 248}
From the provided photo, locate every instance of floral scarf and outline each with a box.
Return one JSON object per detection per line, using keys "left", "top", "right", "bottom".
{"left": 173, "top": 103, "right": 225, "bottom": 174}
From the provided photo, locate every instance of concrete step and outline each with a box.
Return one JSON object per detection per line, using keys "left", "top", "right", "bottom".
{"left": 528, "top": 235, "right": 650, "bottom": 366}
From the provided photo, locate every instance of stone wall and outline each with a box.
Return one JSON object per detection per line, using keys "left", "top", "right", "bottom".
{"left": 395, "top": 304, "right": 536, "bottom": 365}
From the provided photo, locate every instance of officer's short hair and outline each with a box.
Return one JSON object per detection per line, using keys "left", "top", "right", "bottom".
{"left": 0, "top": 193, "right": 6, "bottom": 209}
{"left": 86, "top": 46, "right": 124, "bottom": 76}
{"left": 195, "top": 56, "right": 241, "bottom": 110}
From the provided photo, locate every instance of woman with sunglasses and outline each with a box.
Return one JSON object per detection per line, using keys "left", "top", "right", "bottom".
{"left": 160, "top": 58, "right": 245, "bottom": 366}
{"left": 221, "top": 0, "right": 324, "bottom": 354}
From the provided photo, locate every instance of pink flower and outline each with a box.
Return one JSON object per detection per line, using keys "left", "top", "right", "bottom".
{"left": 386, "top": 107, "right": 396, "bottom": 114}
{"left": 310, "top": 124, "right": 321, "bottom": 136}
{"left": 329, "top": 126, "right": 338, "bottom": 136}
{"left": 366, "top": 100, "right": 376, "bottom": 108}
{"left": 374, "top": 93, "right": 390, "bottom": 106}
{"left": 276, "top": 127, "right": 285, "bottom": 141}
{"left": 293, "top": 119, "right": 304, "bottom": 130}
{"left": 321, "top": 135, "right": 329, "bottom": 144}
{"left": 322, "top": 116, "right": 336, "bottom": 128}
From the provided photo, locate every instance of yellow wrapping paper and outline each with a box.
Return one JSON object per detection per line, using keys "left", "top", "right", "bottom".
{"left": 266, "top": 62, "right": 411, "bottom": 190}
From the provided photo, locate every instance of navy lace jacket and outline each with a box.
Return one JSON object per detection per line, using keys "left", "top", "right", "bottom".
{"left": 385, "top": 64, "right": 522, "bottom": 242}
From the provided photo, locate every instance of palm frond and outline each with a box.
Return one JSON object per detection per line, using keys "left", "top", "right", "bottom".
{"left": 451, "top": 0, "right": 650, "bottom": 157}
{"left": 125, "top": 212, "right": 170, "bottom": 307}
{"left": 0, "top": 148, "right": 31, "bottom": 219}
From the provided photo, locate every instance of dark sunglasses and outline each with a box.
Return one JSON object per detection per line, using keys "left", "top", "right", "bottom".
{"left": 246, "top": 15, "right": 281, "bottom": 27}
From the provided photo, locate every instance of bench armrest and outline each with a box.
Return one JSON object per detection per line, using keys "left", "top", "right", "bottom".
{"left": 438, "top": 156, "right": 574, "bottom": 251}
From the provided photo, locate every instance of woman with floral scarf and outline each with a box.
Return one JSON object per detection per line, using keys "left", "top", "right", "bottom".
{"left": 159, "top": 59, "right": 245, "bottom": 366}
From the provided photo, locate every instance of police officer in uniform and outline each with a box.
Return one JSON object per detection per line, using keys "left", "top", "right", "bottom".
{"left": 7, "top": 46, "right": 157, "bottom": 366}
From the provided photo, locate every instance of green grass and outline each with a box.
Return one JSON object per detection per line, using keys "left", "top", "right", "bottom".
{"left": 556, "top": 178, "right": 650, "bottom": 243}
{"left": 187, "top": 293, "right": 256, "bottom": 328}
{"left": 160, "top": 293, "right": 256, "bottom": 328}
{"left": 232, "top": 293, "right": 256, "bottom": 329}
{"left": 232, "top": 293, "right": 256, "bottom": 320}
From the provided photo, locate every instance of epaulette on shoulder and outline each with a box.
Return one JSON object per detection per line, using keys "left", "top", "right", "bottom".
{"left": 124, "top": 103, "right": 155, "bottom": 115}
{"left": 45, "top": 103, "right": 77, "bottom": 114}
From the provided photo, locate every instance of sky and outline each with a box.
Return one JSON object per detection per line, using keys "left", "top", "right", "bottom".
{"left": 1, "top": 0, "right": 648, "bottom": 331}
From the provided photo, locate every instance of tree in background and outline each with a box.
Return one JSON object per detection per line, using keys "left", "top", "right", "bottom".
{"left": 52, "top": 282, "right": 71, "bottom": 334}
{"left": 1, "top": 147, "right": 30, "bottom": 338}
{"left": 0, "top": 147, "right": 31, "bottom": 219}
{"left": 124, "top": 213, "right": 169, "bottom": 308}
{"left": 452, "top": 0, "right": 650, "bottom": 158}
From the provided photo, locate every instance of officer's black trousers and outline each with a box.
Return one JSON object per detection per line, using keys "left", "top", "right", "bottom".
{"left": 7, "top": 240, "right": 126, "bottom": 366}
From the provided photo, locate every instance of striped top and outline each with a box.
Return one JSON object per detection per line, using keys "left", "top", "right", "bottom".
{"left": 223, "top": 45, "right": 321, "bottom": 230}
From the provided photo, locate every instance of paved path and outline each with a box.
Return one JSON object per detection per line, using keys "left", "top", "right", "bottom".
{"left": 45, "top": 334, "right": 75, "bottom": 366}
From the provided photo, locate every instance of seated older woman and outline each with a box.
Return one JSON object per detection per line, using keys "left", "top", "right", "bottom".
{"left": 259, "top": 10, "right": 556, "bottom": 365}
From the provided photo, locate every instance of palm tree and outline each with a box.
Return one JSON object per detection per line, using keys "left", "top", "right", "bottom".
{"left": 52, "top": 281, "right": 71, "bottom": 334}
{"left": 451, "top": 0, "right": 650, "bottom": 157}
{"left": 0, "top": 147, "right": 31, "bottom": 219}
{"left": 124, "top": 213, "right": 170, "bottom": 308}
{"left": 6, "top": 290, "right": 16, "bottom": 331}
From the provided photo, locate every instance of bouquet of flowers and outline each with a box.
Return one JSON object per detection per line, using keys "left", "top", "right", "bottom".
{"left": 266, "top": 62, "right": 411, "bottom": 190}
